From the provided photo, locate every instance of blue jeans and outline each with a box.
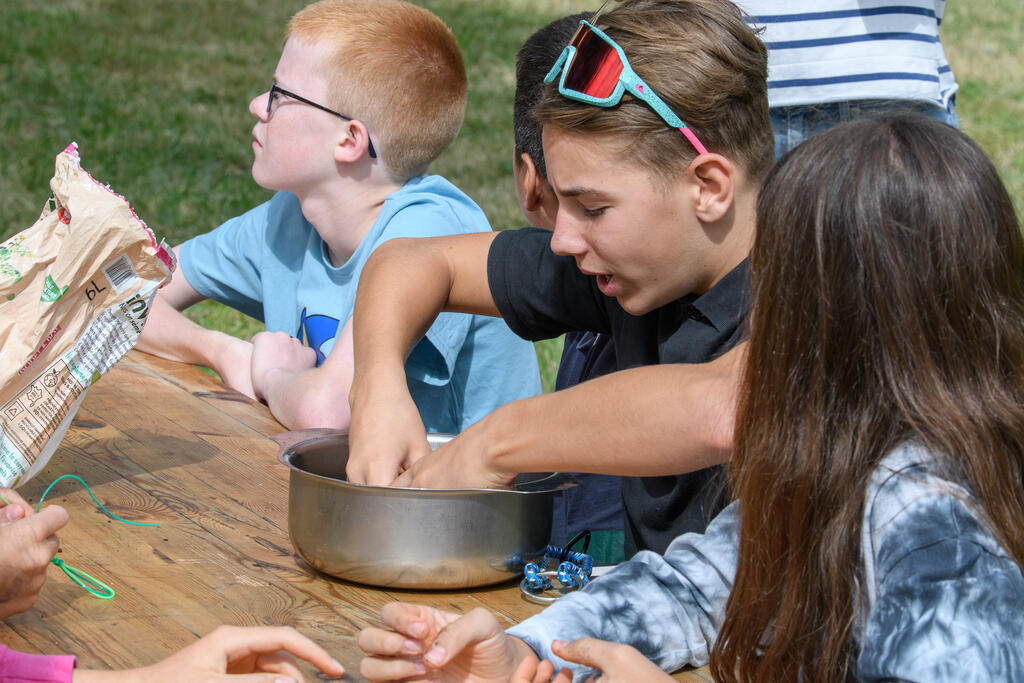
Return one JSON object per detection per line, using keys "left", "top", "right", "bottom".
{"left": 770, "top": 97, "right": 959, "bottom": 160}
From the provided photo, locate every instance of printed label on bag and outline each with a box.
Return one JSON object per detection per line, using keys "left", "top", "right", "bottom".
{"left": 1, "top": 359, "right": 85, "bottom": 470}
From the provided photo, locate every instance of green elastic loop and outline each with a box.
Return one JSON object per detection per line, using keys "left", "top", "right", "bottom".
{"left": 51, "top": 556, "right": 115, "bottom": 599}
{"left": 36, "top": 474, "right": 159, "bottom": 527}
{"left": 1, "top": 474, "right": 159, "bottom": 600}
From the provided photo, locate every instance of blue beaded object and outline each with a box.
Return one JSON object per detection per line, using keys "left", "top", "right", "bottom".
{"left": 520, "top": 532, "right": 595, "bottom": 603}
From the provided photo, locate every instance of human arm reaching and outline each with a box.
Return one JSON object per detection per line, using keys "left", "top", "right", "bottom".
{"left": 67, "top": 625, "right": 343, "bottom": 682}
{"left": 392, "top": 342, "right": 743, "bottom": 488}
{"left": 346, "top": 232, "right": 500, "bottom": 485}
{"left": 135, "top": 246, "right": 256, "bottom": 399}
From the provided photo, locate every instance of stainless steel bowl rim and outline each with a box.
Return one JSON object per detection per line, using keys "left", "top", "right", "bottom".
{"left": 277, "top": 433, "right": 564, "bottom": 495}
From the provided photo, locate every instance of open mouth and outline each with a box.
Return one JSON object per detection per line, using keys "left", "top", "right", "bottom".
{"left": 595, "top": 273, "right": 619, "bottom": 297}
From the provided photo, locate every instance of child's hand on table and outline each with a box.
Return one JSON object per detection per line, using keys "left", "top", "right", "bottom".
{"left": 358, "top": 602, "right": 534, "bottom": 682}
{"left": 73, "top": 625, "right": 344, "bottom": 682}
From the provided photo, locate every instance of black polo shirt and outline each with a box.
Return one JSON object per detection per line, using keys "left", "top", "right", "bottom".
{"left": 487, "top": 227, "right": 748, "bottom": 557}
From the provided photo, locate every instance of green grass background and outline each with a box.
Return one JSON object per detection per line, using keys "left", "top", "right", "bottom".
{"left": 2, "top": 0, "right": 1022, "bottom": 392}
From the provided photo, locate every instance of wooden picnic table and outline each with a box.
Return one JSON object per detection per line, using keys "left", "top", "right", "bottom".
{"left": 0, "top": 350, "right": 711, "bottom": 681}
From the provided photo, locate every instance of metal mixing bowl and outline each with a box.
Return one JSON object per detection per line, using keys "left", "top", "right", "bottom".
{"left": 274, "top": 429, "right": 566, "bottom": 589}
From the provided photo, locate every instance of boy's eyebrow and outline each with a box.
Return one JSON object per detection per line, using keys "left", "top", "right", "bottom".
{"left": 556, "top": 186, "right": 611, "bottom": 199}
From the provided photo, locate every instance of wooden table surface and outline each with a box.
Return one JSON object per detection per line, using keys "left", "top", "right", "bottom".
{"left": 0, "top": 350, "right": 711, "bottom": 681}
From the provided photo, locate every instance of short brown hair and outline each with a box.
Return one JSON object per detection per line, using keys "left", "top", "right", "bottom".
{"left": 534, "top": 0, "right": 771, "bottom": 185}
{"left": 287, "top": 0, "right": 467, "bottom": 182}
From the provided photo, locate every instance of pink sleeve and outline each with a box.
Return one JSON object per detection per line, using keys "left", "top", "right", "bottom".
{"left": 0, "top": 644, "right": 75, "bottom": 683}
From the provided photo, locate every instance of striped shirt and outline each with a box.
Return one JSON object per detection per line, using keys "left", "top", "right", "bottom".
{"left": 733, "top": 1, "right": 958, "bottom": 108}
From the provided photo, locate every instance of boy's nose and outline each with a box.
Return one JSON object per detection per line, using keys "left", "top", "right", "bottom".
{"left": 250, "top": 92, "right": 270, "bottom": 121}
{"left": 550, "top": 213, "right": 586, "bottom": 257}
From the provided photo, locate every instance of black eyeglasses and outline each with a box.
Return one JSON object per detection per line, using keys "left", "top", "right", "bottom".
{"left": 267, "top": 82, "right": 377, "bottom": 159}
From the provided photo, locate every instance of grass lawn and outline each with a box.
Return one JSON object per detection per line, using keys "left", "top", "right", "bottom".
{"left": 2, "top": 0, "right": 1022, "bottom": 392}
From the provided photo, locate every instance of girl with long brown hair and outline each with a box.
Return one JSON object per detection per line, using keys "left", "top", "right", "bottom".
{"left": 356, "top": 114, "right": 1024, "bottom": 682}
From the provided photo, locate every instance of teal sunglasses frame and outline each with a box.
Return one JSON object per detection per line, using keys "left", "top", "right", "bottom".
{"left": 543, "top": 20, "right": 708, "bottom": 155}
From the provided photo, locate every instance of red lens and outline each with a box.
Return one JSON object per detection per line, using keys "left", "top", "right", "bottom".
{"left": 563, "top": 26, "right": 623, "bottom": 99}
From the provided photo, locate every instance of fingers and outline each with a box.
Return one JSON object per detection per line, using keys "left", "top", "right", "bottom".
{"left": 551, "top": 638, "right": 606, "bottom": 668}
{"left": 210, "top": 625, "right": 343, "bottom": 678}
{"left": 206, "top": 674, "right": 302, "bottom": 683}
{"left": 346, "top": 449, "right": 398, "bottom": 486}
{"left": 1, "top": 505, "right": 70, "bottom": 568}
{"left": 359, "top": 653, "right": 429, "bottom": 682}
{"left": 364, "top": 462, "right": 401, "bottom": 487}
{"left": 357, "top": 626, "right": 424, "bottom": 657}
{"left": 551, "top": 638, "right": 667, "bottom": 681}
{"left": 31, "top": 505, "right": 70, "bottom": 538}
{"left": 0, "top": 486, "right": 43, "bottom": 525}
{"left": 378, "top": 602, "right": 455, "bottom": 641}
{"left": 0, "top": 488, "right": 31, "bottom": 518}
{"left": 1, "top": 502, "right": 26, "bottom": 522}
{"left": 25, "top": 506, "right": 69, "bottom": 565}
{"left": 357, "top": 603, "right": 463, "bottom": 682}
{"left": 421, "top": 607, "right": 504, "bottom": 669}
{"left": 390, "top": 468, "right": 413, "bottom": 488}
{"left": 389, "top": 451, "right": 438, "bottom": 489}
{"left": 250, "top": 651, "right": 306, "bottom": 680}
{"left": 511, "top": 656, "right": 557, "bottom": 683}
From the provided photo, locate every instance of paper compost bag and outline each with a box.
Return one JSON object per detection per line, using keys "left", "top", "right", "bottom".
{"left": 0, "top": 142, "right": 175, "bottom": 487}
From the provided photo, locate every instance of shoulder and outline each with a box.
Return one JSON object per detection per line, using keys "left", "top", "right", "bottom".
{"left": 188, "top": 192, "right": 308, "bottom": 245}
{"left": 858, "top": 443, "right": 1024, "bottom": 679}
{"left": 864, "top": 442, "right": 1011, "bottom": 577}
{"left": 490, "top": 226, "right": 552, "bottom": 255}
{"left": 379, "top": 175, "right": 490, "bottom": 238}
{"left": 487, "top": 227, "right": 578, "bottom": 291}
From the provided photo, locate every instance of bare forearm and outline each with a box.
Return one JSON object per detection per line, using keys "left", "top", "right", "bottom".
{"left": 477, "top": 348, "right": 743, "bottom": 477}
{"left": 136, "top": 297, "right": 240, "bottom": 369}
{"left": 352, "top": 238, "right": 451, "bottom": 381}
{"left": 74, "top": 670, "right": 136, "bottom": 682}
{"left": 260, "top": 367, "right": 352, "bottom": 430}
{"left": 350, "top": 233, "right": 499, "bottom": 402}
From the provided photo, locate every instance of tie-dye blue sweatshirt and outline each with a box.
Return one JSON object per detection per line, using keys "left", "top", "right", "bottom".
{"left": 508, "top": 441, "right": 1024, "bottom": 681}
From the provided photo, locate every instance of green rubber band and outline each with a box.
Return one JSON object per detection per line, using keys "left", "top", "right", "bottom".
{"left": 51, "top": 557, "right": 115, "bottom": 599}
{"left": 36, "top": 474, "right": 159, "bottom": 527}
{"left": 1, "top": 474, "right": 159, "bottom": 600}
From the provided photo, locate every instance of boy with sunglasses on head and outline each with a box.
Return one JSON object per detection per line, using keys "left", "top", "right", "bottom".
{"left": 136, "top": 0, "right": 541, "bottom": 433}
{"left": 347, "top": 0, "right": 770, "bottom": 558}
{"left": 513, "top": 12, "right": 627, "bottom": 565}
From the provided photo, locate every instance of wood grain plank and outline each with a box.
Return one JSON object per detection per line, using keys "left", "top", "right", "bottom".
{"left": 0, "top": 354, "right": 711, "bottom": 681}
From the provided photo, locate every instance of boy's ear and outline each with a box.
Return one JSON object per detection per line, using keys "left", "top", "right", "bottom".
{"left": 514, "top": 151, "right": 559, "bottom": 230}
{"left": 333, "top": 120, "right": 373, "bottom": 164}
{"left": 689, "top": 154, "right": 736, "bottom": 223}
{"left": 514, "top": 151, "right": 548, "bottom": 212}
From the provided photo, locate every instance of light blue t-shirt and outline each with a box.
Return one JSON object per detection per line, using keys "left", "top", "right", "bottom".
{"left": 180, "top": 176, "right": 541, "bottom": 433}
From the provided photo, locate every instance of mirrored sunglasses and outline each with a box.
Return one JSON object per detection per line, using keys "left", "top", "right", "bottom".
{"left": 544, "top": 20, "right": 707, "bottom": 155}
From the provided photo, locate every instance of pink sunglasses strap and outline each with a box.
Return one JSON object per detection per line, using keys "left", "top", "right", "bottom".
{"left": 680, "top": 127, "right": 708, "bottom": 155}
